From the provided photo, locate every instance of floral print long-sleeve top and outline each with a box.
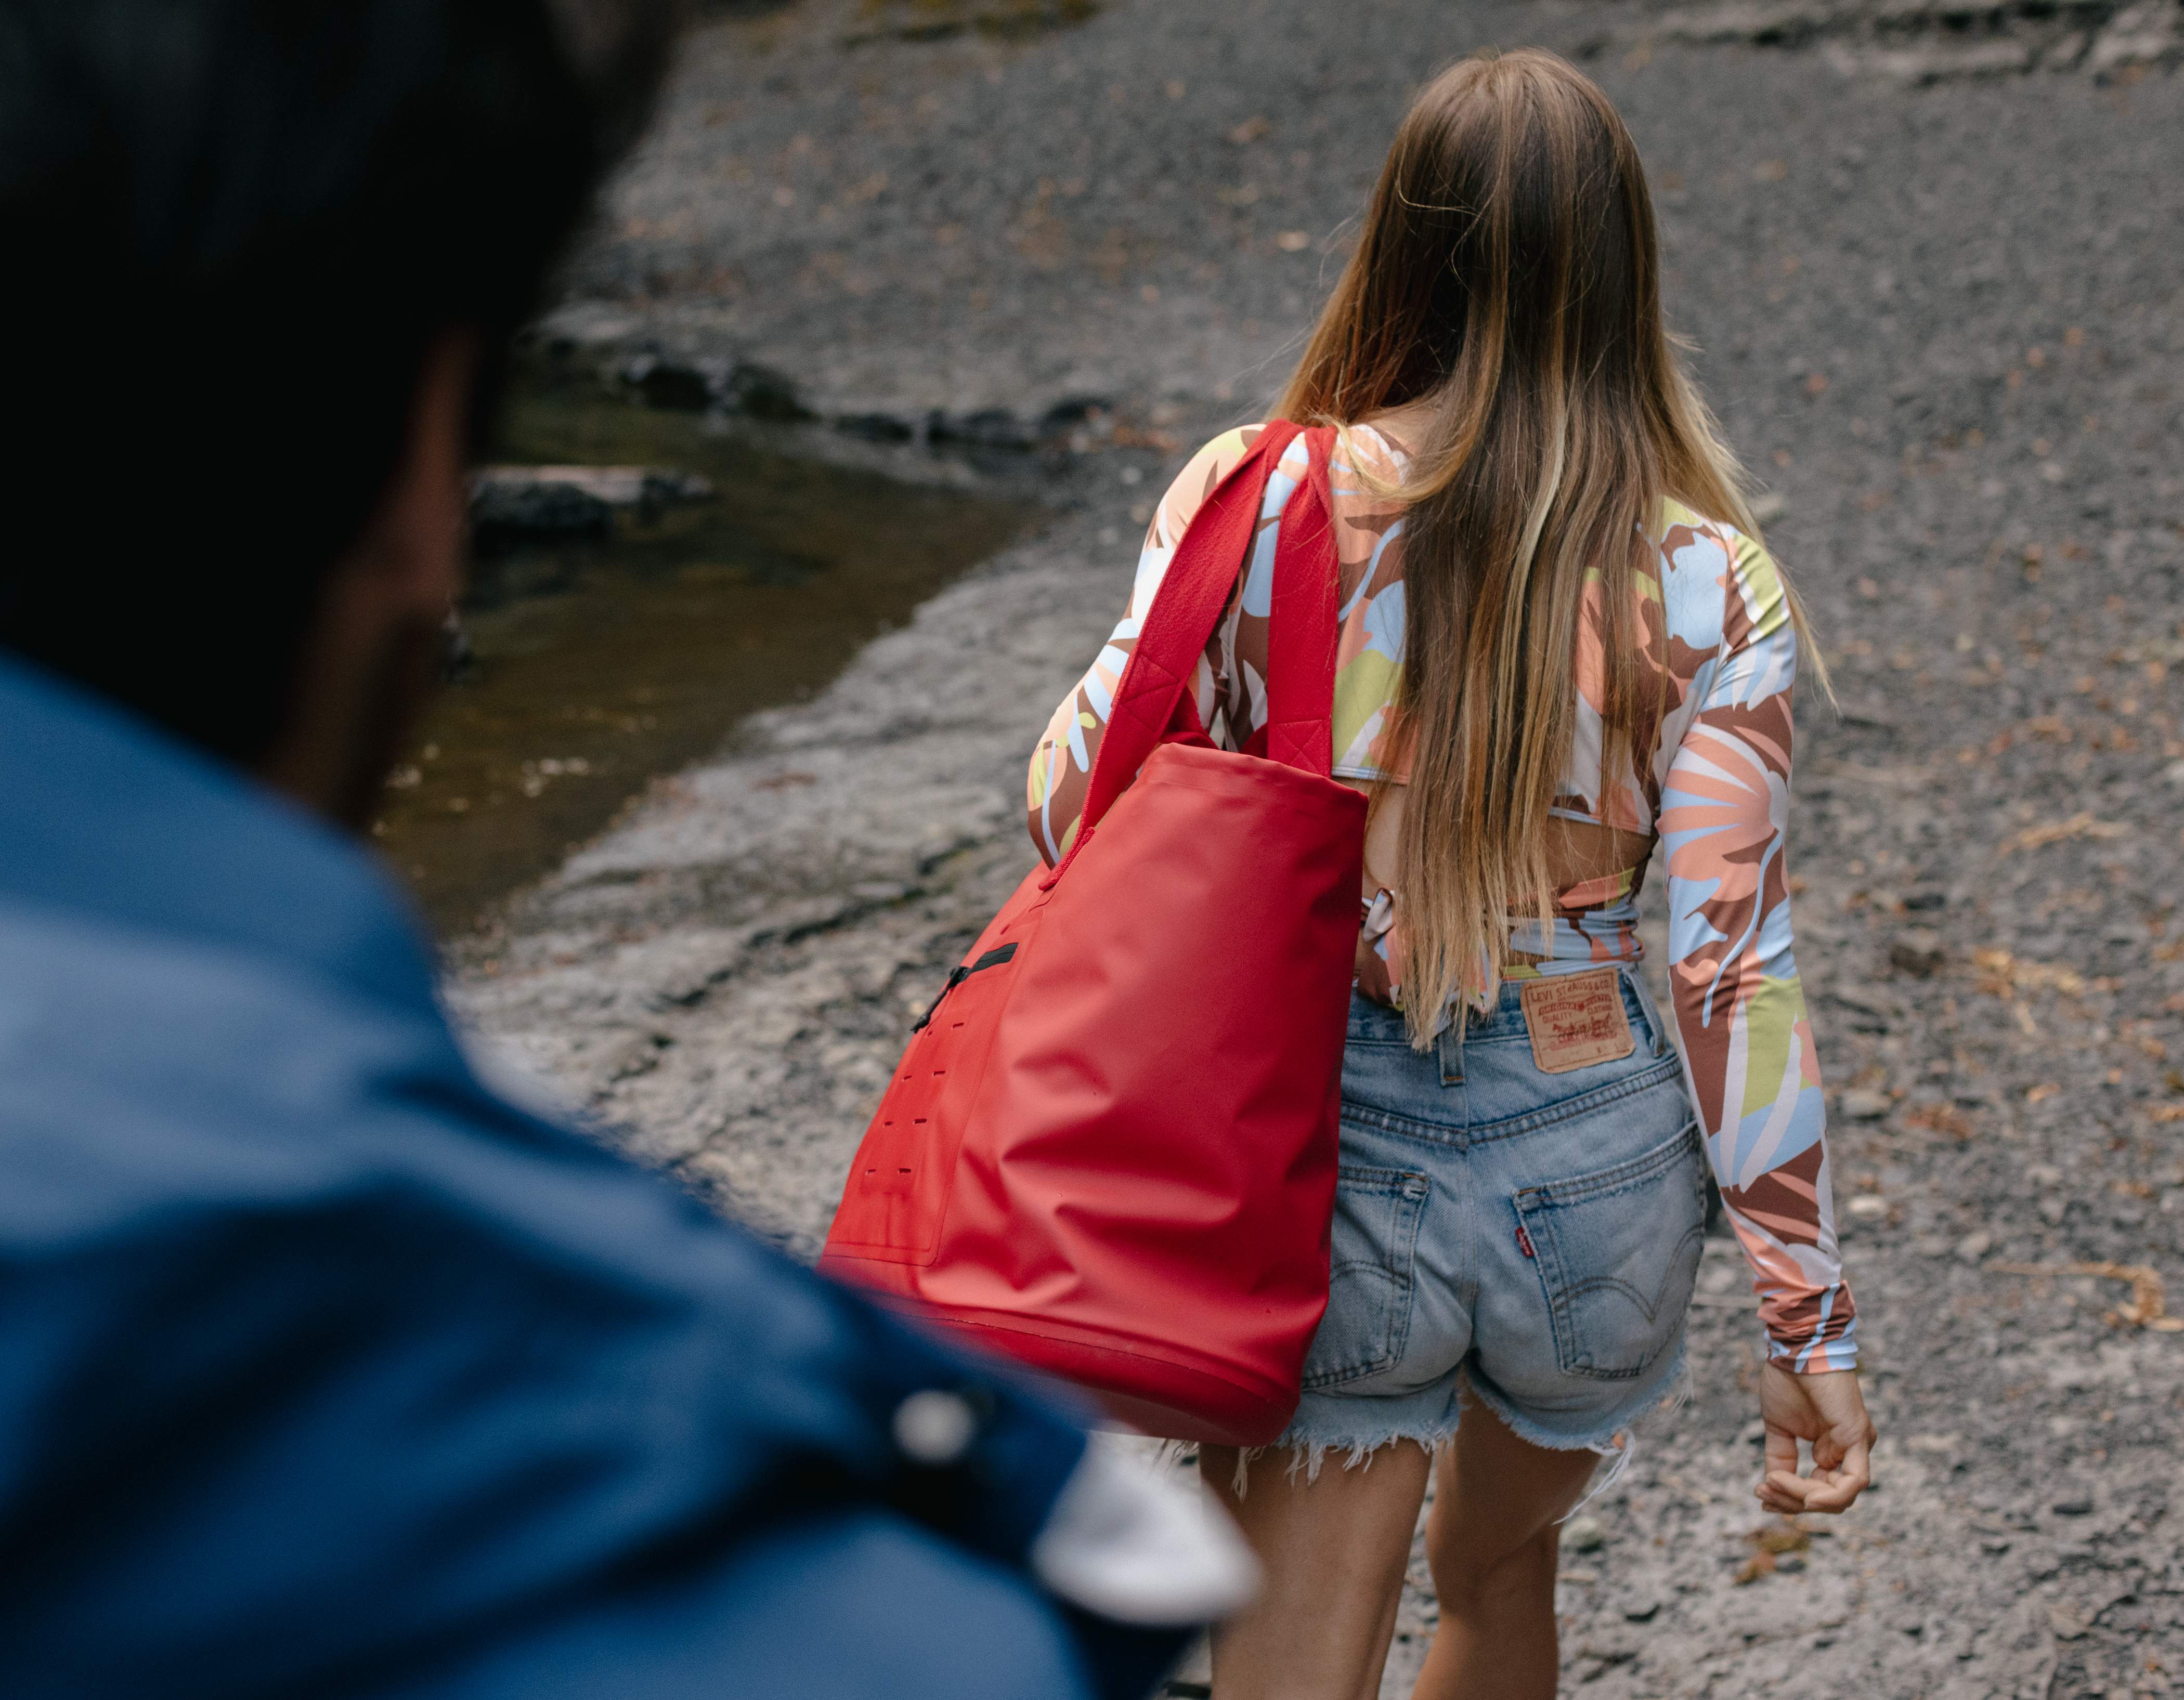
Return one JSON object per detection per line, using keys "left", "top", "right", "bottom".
{"left": 1027, "top": 424, "right": 1855, "bottom": 1372}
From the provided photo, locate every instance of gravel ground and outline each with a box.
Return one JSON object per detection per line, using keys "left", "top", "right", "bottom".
{"left": 454, "top": 4, "right": 2184, "bottom": 1694}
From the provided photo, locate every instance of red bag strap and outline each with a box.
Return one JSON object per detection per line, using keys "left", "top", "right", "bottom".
{"left": 1263, "top": 428, "right": 1338, "bottom": 775}
{"left": 1075, "top": 421, "right": 1338, "bottom": 841}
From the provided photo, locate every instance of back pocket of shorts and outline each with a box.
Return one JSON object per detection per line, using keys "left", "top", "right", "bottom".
{"left": 1300, "top": 1162, "right": 1429, "bottom": 1391}
{"left": 1511, "top": 1124, "right": 1704, "bottom": 1382}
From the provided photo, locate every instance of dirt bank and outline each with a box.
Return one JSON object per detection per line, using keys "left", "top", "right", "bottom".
{"left": 452, "top": 4, "right": 2184, "bottom": 1693}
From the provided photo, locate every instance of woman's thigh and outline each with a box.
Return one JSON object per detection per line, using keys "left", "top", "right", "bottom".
{"left": 1425, "top": 1397, "right": 1604, "bottom": 1591}
{"left": 1203, "top": 1440, "right": 1431, "bottom": 1700}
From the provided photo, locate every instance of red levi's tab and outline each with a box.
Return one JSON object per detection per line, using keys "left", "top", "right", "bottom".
{"left": 821, "top": 423, "right": 1362, "bottom": 1446}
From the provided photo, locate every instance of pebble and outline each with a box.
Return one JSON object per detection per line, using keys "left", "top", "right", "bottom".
{"left": 1840, "top": 1088, "right": 1892, "bottom": 1121}
{"left": 1955, "top": 1230, "right": 1993, "bottom": 1263}
{"left": 1563, "top": 1515, "right": 1607, "bottom": 1553}
{"left": 1889, "top": 928, "right": 1947, "bottom": 977}
{"left": 2051, "top": 1496, "right": 2095, "bottom": 1517}
{"left": 1848, "top": 1193, "right": 1891, "bottom": 1220}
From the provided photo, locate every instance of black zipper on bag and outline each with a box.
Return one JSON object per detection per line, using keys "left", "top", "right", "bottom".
{"left": 910, "top": 943, "right": 1018, "bottom": 1031}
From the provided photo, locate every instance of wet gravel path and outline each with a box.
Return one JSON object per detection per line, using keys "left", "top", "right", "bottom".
{"left": 458, "top": 4, "right": 2184, "bottom": 1694}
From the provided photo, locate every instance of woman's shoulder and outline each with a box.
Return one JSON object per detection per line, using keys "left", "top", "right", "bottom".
{"left": 1147, "top": 419, "right": 1397, "bottom": 551}
{"left": 1653, "top": 496, "right": 1793, "bottom": 651}
{"left": 1142, "top": 424, "right": 1267, "bottom": 554}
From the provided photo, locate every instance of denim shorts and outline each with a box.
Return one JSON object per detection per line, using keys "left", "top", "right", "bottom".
{"left": 1278, "top": 968, "right": 1705, "bottom": 1459}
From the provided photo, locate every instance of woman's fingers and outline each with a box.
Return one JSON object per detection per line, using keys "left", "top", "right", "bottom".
{"left": 1752, "top": 1365, "right": 1878, "bottom": 1515}
{"left": 1755, "top": 1473, "right": 1806, "bottom": 1514}
{"left": 1757, "top": 1435, "right": 1872, "bottom": 1515}
{"left": 1762, "top": 1423, "right": 1803, "bottom": 1483}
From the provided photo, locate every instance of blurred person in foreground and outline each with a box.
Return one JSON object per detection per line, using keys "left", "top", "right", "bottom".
{"left": 0, "top": 2, "right": 1249, "bottom": 1694}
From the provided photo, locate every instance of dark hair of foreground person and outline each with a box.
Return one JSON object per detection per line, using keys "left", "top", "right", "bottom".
{"left": 0, "top": 0, "right": 659, "bottom": 766}
{"left": 0, "top": 3, "right": 1238, "bottom": 1694}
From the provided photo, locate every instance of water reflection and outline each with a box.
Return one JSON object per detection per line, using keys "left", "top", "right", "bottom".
{"left": 374, "top": 380, "right": 1036, "bottom": 932}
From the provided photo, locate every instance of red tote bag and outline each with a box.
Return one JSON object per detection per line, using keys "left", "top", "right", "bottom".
{"left": 820, "top": 421, "right": 1364, "bottom": 1445}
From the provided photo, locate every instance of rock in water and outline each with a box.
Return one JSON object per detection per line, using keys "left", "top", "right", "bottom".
{"left": 468, "top": 465, "right": 715, "bottom": 554}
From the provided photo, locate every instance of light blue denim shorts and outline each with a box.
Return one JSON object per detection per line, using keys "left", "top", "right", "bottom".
{"left": 1279, "top": 968, "right": 1705, "bottom": 1459}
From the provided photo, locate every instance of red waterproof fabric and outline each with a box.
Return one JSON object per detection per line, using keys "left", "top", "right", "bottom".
{"left": 821, "top": 423, "right": 1364, "bottom": 1444}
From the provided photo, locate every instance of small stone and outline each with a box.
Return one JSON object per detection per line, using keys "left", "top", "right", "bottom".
{"left": 1889, "top": 928, "right": 1947, "bottom": 977}
{"left": 1622, "top": 1595, "right": 1663, "bottom": 1621}
{"left": 1840, "top": 1089, "right": 1892, "bottom": 1121}
{"left": 1563, "top": 1515, "right": 1606, "bottom": 1553}
{"left": 1848, "top": 1193, "right": 1890, "bottom": 1221}
{"left": 1774, "top": 1555, "right": 1806, "bottom": 1575}
{"left": 1750, "top": 492, "right": 1787, "bottom": 525}
{"left": 2051, "top": 1496, "right": 2095, "bottom": 1517}
{"left": 1955, "top": 1230, "right": 1993, "bottom": 1263}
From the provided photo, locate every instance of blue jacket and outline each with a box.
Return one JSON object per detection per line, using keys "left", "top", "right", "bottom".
{"left": 0, "top": 658, "right": 1178, "bottom": 1698}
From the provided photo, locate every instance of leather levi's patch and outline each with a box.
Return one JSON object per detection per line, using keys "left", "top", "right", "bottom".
{"left": 1518, "top": 970, "right": 1636, "bottom": 1075}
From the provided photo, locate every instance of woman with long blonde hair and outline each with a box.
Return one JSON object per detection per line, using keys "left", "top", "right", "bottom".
{"left": 1029, "top": 48, "right": 1874, "bottom": 1699}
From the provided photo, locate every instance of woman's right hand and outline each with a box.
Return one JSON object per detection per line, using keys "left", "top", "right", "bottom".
{"left": 1754, "top": 1365, "right": 1875, "bottom": 1515}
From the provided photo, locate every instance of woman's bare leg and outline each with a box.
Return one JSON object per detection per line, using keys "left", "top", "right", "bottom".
{"left": 1411, "top": 1400, "right": 1605, "bottom": 1700}
{"left": 1202, "top": 1442, "right": 1432, "bottom": 1700}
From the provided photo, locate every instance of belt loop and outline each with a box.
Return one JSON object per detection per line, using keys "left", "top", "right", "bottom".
{"left": 1437, "top": 1017, "right": 1464, "bottom": 1088}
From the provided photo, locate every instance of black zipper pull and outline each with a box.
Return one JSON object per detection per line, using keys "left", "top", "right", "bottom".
{"left": 907, "top": 943, "right": 1019, "bottom": 1032}
{"left": 911, "top": 966, "right": 970, "bottom": 1032}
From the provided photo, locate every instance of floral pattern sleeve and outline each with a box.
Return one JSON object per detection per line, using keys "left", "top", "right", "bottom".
{"left": 1658, "top": 526, "right": 1856, "bottom": 1372}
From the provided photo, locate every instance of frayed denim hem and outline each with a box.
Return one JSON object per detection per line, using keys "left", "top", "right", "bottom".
{"left": 1458, "top": 1338, "right": 1694, "bottom": 1518}
{"left": 1218, "top": 1332, "right": 1692, "bottom": 1500}
{"left": 1226, "top": 1424, "right": 1458, "bottom": 1496}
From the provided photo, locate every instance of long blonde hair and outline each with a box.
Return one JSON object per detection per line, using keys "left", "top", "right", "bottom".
{"left": 1277, "top": 48, "right": 1821, "bottom": 1044}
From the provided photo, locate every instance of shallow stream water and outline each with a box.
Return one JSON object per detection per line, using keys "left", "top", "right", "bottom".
{"left": 372, "top": 383, "right": 1035, "bottom": 932}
